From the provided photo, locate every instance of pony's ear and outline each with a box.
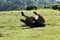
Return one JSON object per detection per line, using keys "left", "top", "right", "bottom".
{"left": 21, "top": 12, "right": 25, "bottom": 16}
{"left": 33, "top": 11, "right": 38, "bottom": 15}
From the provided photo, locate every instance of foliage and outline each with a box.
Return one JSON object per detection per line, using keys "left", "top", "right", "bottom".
{"left": 0, "top": 0, "right": 58, "bottom": 11}
{"left": 52, "top": 5, "right": 59, "bottom": 10}
{"left": 51, "top": 4, "right": 60, "bottom": 11}
{"left": 58, "top": 5, "right": 60, "bottom": 11}
{"left": 44, "top": 6, "right": 52, "bottom": 9}
{"left": 26, "top": 5, "right": 37, "bottom": 10}
{"left": 58, "top": 7, "right": 60, "bottom": 11}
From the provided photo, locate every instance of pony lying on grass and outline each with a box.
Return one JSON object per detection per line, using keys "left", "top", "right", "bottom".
{"left": 20, "top": 12, "right": 46, "bottom": 28}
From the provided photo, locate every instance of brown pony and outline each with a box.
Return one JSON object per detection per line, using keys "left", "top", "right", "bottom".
{"left": 20, "top": 12, "right": 46, "bottom": 28}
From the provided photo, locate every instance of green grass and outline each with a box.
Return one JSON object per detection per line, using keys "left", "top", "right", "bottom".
{"left": 0, "top": 9, "right": 60, "bottom": 40}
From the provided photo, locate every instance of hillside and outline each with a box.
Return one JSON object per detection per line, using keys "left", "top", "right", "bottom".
{"left": 0, "top": 9, "right": 60, "bottom": 40}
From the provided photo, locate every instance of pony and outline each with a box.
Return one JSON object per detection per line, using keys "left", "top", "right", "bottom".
{"left": 20, "top": 12, "right": 46, "bottom": 28}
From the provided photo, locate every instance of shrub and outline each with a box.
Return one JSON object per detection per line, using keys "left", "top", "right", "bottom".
{"left": 52, "top": 5, "right": 59, "bottom": 10}
{"left": 58, "top": 7, "right": 60, "bottom": 11}
{"left": 44, "top": 5, "right": 52, "bottom": 9}
{"left": 26, "top": 5, "right": 37, "bottom": 10}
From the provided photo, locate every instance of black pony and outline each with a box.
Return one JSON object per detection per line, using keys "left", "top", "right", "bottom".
{"left": 20, "top": 12, "right": 46, "bottom": 28}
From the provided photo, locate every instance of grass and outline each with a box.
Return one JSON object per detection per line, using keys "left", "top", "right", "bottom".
{"left": 0, "top": 9, "right": 60, "bottom": 40}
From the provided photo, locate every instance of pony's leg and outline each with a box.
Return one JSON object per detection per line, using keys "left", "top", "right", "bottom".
{"left": 21, "top": 12, "right": 28, "bottom": 18}
{"left": 20, "top": 19, "right": 25, "bottom": 23}
{"left": 33, "top": 12, "right": 38, "bottom": 15}
{"left": 33, "top": 11, "right": 42, "bottom": 16}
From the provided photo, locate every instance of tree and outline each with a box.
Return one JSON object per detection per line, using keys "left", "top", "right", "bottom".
{"left": 58, "top": 6, "right": 60, "bottom": 11}
{"left": 52, "top": 5, "right": 59, "bottom": 10}
{"left": 26, "top": 5, "right": 37, "bottom": 10}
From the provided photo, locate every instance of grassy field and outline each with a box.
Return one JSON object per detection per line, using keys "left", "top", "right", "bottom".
{"left": 0, "top": 9, "right": 60, "bottom": 40}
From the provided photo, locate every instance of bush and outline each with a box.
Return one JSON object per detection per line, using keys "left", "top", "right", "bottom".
{"left": 44, "top": 6, "right": 51, "bottom": 9}
{"left": 58, "top": 7, "right": 60, "bottom": 11}
{"left": 26, "top": 5, "right": 37, "bottom": 10}
{"left": 52, "top": 5, "right": 59, "bottom": 10}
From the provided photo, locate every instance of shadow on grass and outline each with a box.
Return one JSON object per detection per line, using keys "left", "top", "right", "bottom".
{"left": 21, "top": 24, "right": 46, "bottom": 30}
{"left": 21, "top": 25, "right": 27, "bottom": 27}
{"left": 21, "top": 25, "right": 30, "bottom": 30}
